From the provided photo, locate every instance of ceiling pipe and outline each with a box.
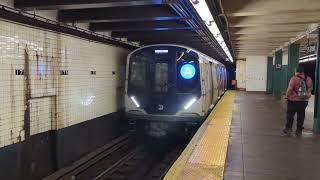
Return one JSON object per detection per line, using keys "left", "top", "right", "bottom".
{"left": 216, "top": 0, "right": 234, "bottom": 59}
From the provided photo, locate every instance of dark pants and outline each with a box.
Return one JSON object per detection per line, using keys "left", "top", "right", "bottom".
{"left": 286, "top": 100, "right": 308, "bottom": 131}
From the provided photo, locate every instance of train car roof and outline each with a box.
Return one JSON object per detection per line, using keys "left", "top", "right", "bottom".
{"left": 128, "top": 44, "right": 224, "bottom": 67}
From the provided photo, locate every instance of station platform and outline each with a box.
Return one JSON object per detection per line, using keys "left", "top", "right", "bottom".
{"left": 165, "top": 91, "right": 320, "bottom": 180}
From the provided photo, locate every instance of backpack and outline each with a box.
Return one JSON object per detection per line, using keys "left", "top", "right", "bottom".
{"left": 296, "top": 75, "right": 309, "bottom": 99}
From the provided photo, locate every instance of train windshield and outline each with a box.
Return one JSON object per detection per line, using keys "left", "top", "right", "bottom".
{"left": 128, "top": 51, "right": 148, "bottom": 91}
{"left": 128, "top": 45, "right": 201, "bottom": 114}
{"left": 128, "top": 46, "right": 200, "bottom": 95}
{"left": 154, "top": 63, "right": 168, "bottom": 93}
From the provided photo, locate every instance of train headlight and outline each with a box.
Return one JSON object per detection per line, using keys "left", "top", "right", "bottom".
{"left": 130, "top": 96, "right": 140, "bottom": 108}
{"left": 184, "top": 98, "right": 197, "bottom": 110}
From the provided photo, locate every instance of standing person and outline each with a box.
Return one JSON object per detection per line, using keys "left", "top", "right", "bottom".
{"left": 231, "top": 79, "right": 237, "bottom": 90}
{"left": 283, "top": 65, "right": 313, "bottom": 136}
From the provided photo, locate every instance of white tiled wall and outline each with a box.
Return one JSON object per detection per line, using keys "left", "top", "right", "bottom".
{"left": 246, "top": 56, "right": 268, "bottom": 91}
{"left": 282, "top": 50, "right": 288, "bottom": 65}
{"left": 236, "top": 60, "right": 246, "bottom": 89}
{"left": 0, "top": 0, "right": 13, "bottom": 7}
{"left": 0, "top": 19, "right": 129, "bottom": 148}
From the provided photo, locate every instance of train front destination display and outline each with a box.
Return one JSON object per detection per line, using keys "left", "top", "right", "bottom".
{"left": 180, "top": 64, "right": 196, "bottom": 79}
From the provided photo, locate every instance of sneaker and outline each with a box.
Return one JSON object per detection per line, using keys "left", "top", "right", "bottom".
{"left": 295, "top": 130, "right": 302, "bottom": 137}
{"left": 283, "top": 128, "right": 292, "bottom": 134}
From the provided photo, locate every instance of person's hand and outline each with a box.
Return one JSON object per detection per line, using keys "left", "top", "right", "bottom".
{"left": 308, "top": 93, "right": 312, "bottom": 98}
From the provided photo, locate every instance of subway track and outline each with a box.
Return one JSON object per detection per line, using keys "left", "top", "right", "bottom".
{"left": 94, "top": 142, "right": 184, "bottom": 180}
{"left": 44, "top": 133, "right": 186, "bottom": 180}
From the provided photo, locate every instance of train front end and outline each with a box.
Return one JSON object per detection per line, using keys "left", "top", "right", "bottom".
{"left": 124, "top": 45, "right": 203, "bottom": 137}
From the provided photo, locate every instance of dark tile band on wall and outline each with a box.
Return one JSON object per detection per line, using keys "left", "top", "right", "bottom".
{"left": 0, "top": 111, "right": 127, "bottom": 180}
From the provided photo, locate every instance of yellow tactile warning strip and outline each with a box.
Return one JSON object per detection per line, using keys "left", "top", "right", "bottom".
{"left": 164, "top": 91, "right": 235, "bottom": 180}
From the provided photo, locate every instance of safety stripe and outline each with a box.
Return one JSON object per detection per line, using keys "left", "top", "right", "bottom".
{"left": 164, "top": 91, "right": 235, "bottom": 180}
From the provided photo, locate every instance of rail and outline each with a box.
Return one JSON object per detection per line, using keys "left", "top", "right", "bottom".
{"left": 43, "top": 133, "right": 134, "bottom": 180}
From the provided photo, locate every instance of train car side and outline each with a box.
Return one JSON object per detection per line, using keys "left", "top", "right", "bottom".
{"left": 198, "top": 53, "right": 226, "bottom": 117}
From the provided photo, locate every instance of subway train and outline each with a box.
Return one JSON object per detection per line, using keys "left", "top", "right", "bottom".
{"left": 124, "top": 44, "right": 227, "bottom": 137}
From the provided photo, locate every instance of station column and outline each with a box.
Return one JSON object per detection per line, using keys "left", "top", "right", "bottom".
{"left": 314, "top": 28, "right": 320, "bottom": 133}
{"left": 287, "top": 43, "right": 300, "bottom": 82}
{"left": 273, "top": 50, "right": 283, "bottom": 99}
{"left": 266, "top": 56, "right": 273, "bottom": 94}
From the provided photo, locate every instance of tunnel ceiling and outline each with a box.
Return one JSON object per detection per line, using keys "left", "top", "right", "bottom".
{"left": 14, "top": 0, "right": 234, "bottom": 66}
{"left": 222, "top": 0, "right": 320, "bottom": 58}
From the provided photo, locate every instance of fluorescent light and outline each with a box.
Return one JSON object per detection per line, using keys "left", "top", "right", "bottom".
{"left": 300, "top": 54, "right": 316, "bottom": 60}
{"left": 155, "top": 50, "right": 168, "bottom": 54}
{"left": 191, "top": 1, "right": 214, "bottom": 24}
{"left": 184, "top": 98, "right": 197, "bottom": 110}
{"left": 190, "top": 0, "right": 233, "bottom": 62}
{"left": 130, "top": 96, "right": 140, "bottom": 107}
{"left": 299, "top": 57, "right": 317, "bottom": 63}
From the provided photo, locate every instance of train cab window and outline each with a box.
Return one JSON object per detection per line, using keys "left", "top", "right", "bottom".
{"left": 130, "top": 61, "right": 146, "bottom": 88}
{"left": 154, "top": 63, "right": 168, "bottom": 93}
{"left": 128, "top": 52, "right": 148, "bottom": 91}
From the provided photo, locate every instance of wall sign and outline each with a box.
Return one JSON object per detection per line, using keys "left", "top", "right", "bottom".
{"left": 275, "top": 64, "right": 282, "bottom": 69}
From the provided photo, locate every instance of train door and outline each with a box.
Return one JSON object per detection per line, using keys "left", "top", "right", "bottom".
{"left": 208, "top": 62, "right": 214, "bottom": 107}
{"left": 216, "top": 64, "right": 221, "bottom": 96}
{"left": 207, "top": 62, "right": 213, "bottom": 108}
{"left": 221, "top": 66, "right": 225, "bottom": 92}
{"left": 211, "top": 63, "right": 219, "bottom": 104}
{"left": 148, "top": 47, "right": 177, "bottom": 114}
{"left": 200, "top": 61, "right": 209, "bottom": 114}
{"left": 225, "top": 68, "right": 227, "bottom": 90}
{"left": 218, "top": 65, "right": 223, "bottom": 96}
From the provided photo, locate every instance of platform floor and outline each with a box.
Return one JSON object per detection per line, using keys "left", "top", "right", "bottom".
{"left": 225, "top": 92, "right": 320, "bottom": 180}
{"left": 165, "top": 91, "right": 320, "bottom": 180}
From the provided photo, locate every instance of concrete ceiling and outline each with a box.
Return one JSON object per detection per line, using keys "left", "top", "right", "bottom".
{"left": 222, "top": 0, "right": 320, "bottom": 58}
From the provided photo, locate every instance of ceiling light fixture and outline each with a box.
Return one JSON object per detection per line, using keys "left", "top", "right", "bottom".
{"left": 299, "top": 54, "right": 316, "bottom": 60}
{"left": 191, "top": 0, "right": 199, "bottom": 4}
{"left": 299, "top": 57, "right": 317, "bottom": 63}
{"left": 190, "top": 0, "right": 233, "bottom": 62}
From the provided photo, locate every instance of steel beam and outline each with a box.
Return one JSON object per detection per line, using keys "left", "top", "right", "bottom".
{"left": 58, "top": 5, "right": 181, "bottom": 23}
{"left": 205, "top": 0, "right": 234, "bottom": 56}
{"left": 170, "top": 1, "right": 228, "bottom": 61}
{"left": 111, "top": 30, "right": 198, "bottom": 38}
{"left": 15, "top": 0, "right": 177, "bottom": 10}
{"left": 0, "top": 5, "right": 136, "bottom": 50}
{"left": 90, "top": 20, "right": 189, "bottom": 32}
{"left": 127, "top": 35, "right": 204, "bottom": 42}
{"left": 140, "top": 39, "right": 206, "bottom": 45}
